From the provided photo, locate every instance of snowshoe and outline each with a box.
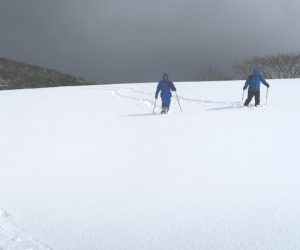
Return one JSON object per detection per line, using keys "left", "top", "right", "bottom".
{"left": 161, "top": 107, "right": 169, "bottom": 114}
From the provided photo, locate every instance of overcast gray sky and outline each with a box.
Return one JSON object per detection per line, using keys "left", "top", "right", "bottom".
{"left": 1, "top": 0, "right": 299, "bottom": 83}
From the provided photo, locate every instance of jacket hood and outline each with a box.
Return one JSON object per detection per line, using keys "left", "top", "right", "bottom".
{"left": 163, "top": 73, "right": 169, "bottom": 80}
{"left": 253, "top": 68, "right": 261, "bottom": 75}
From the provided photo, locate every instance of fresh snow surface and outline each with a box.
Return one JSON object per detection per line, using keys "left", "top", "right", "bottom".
{"left": 0, "top": 79, "right": 299, "bottom": 250}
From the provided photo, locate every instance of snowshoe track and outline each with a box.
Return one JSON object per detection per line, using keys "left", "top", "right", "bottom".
{"left": 0, "top": 208, "right": 51, "bottom": 250}
{"left": 102, "top": 86, "right": 243, "bottom": 112}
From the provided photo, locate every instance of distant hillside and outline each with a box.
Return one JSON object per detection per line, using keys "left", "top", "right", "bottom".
{"left": 0, "top": 57, "right": 92, "bottom": 90}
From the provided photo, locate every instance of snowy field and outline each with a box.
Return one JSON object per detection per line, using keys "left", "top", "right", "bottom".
{"left": 0, "top": 80, "right": 299, "bottom": 250}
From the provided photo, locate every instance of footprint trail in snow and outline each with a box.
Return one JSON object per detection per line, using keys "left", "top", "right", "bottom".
{"left": 102, "top": 86, "right": 243, "bottom": 112}
{"left": 0, "top": 209, "right": 51, "bottom": 250}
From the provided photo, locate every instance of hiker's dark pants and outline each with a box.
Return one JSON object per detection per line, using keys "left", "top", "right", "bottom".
{"left": 244, "top": 91, "right": 260, "bottom": 106}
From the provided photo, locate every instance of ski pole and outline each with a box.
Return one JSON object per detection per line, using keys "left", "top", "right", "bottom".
{"left": 153, "top": 98, "right": 157, "bottom": 114}
{"left": 266, "top": 88, "right": 269, "bottom": 105}
{"left": 242, "top": 90, "right": 245, "bottom": 103}
{"left": 175, "top": 92, "right": 183, "bottom": 112}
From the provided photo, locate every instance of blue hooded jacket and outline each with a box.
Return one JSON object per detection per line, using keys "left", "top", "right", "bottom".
{"left": 155, "top": 80, "right": 176, "bottom": 98}
{"left": 244, "top": 68, "right": 268, "bottom": 92}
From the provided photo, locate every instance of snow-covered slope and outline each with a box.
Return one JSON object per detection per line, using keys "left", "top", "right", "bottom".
{"left": 0, "top": 80, "right": 299, "bottom": 250}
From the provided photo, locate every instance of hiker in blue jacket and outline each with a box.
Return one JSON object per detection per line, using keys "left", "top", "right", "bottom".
{"left": 155, "top": 73, "right": 177, "bottom": 114}
{"left": 243, "top": 68, "right": 270, "bottom": 107}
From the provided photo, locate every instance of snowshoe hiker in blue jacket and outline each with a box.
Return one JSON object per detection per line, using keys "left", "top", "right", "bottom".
{"left": 155, "top": 73, "right": 177, "bottom": 114}
{"left": 243, "top": 68, "right": 270, "bottom": 107}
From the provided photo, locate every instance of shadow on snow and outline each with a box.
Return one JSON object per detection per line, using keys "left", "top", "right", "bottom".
{"left": 120, "top": 113, "right": 157, "bottom": 117}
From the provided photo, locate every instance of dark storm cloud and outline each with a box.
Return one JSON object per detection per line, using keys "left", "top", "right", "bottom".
{"left": 1, "top": 0, "right": 300, "bottom": 83}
